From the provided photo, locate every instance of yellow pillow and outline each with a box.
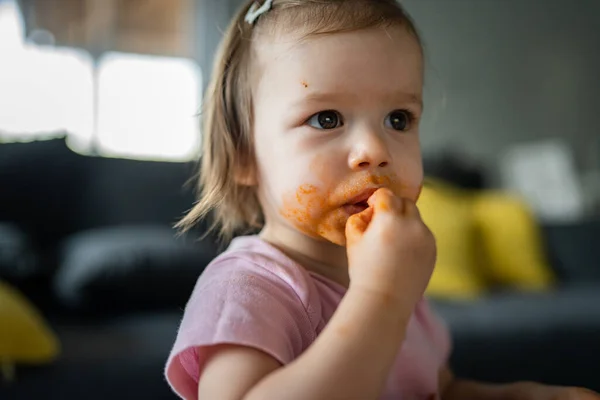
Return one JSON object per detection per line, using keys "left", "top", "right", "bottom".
{"left": 0, "top": 280, "right": 60, "bottom": 382}
{"left": 471, "top": 192, "right": 555, "bottom": 290}
{"left": 418, "top": 180, "right": 487, "bottom": 300}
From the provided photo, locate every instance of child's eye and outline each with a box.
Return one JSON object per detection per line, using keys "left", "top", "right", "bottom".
{"left": 385, "top": 110, "right": 414, "bottom": 131}
{"left": 307, "top": 110, "right": 343, "bottom": 130}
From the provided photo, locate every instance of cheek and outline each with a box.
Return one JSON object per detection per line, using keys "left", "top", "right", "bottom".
{"left": 391, "top": 146, "right": 423, "bottom": 200}
{"left": 285, "top": 184, "right": 325, "bottom": 214}
{"left": 280, "top": 184, "right": 348, "bottom": 246}
{"left": 279, "top": 184, "right": 331, "bottom": 236}
{"left": 255, "top": 144, "right": 301, "bottom": 202}
{"left": 278, "top": 155, "right": 341, "bottom": 237}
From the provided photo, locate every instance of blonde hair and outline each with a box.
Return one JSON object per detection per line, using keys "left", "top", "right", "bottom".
{"left": 177, "top": 0, "right": 422, "bottom": 240}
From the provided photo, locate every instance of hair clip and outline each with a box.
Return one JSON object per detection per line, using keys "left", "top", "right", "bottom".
{"left": 244, "top": 0, "right": 274, "bottom": 25}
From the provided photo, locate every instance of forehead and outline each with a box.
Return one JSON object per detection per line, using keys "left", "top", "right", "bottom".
{"left": 253, "top": 27, "right": 423, "bottom": 102}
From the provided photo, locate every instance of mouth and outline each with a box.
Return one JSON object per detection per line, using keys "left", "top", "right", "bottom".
{"left": 343, "top": 188, "right": 378, "bottom": 215}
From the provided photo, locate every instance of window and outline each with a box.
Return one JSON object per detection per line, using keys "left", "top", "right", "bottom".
{"left": 0, "top": 1, "right": 93, "bottom": 142}
{"left": 0, "top": 0, "right": 202, "bottom": 162}
{"left": 95, "top": 52, "right": 202, "bottom": 161}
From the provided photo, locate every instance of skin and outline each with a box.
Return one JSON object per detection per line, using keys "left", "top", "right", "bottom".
{"left": 254, "top": 26, "right": 424, "bottom": 286}
{"left": 197, "top": 26, "right": 600, "bottom": 400}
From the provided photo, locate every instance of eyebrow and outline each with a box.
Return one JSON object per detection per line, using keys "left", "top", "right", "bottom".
{"left": 294, "top": 90, "right": 424, "bottom": 110}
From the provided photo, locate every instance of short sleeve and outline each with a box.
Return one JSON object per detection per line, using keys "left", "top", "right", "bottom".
{"left": 164, "top": 255, "right": 316, "bottom": 400}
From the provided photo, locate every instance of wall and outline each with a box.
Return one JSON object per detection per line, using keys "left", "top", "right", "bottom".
{"left": 401, "top": 0, "right": 600, "bottom": 174}
{"left": 17, "top": 0, "right": 194, "bottom": 57}
{"left": 193, "top": 0, "right": 240, "bottom": 87}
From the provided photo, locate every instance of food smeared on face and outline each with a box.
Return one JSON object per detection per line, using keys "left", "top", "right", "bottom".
{"left": 280, "top": 173, "right": 414, "bottom": 246}
{"left": 278, "top": 134, "right": 422, "bottom": 245}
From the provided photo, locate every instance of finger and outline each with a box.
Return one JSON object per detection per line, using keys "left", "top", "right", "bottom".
{"left": 573, "top": 388, "right": 600, "bottom": 399}
{"left": 368, "top": 188, "right": 403, "bottom": 215}
{"left": 345, "top": 206, "right": 374, "bottom": 246}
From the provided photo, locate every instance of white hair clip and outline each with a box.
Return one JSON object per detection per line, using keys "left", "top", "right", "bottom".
{"left": 244, "top": 0, "right": 274, "bottom": 25}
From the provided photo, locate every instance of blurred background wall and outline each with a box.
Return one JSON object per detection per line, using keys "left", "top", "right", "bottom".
{"left": 403, "top": 0, "right": 600, "bottom": 178}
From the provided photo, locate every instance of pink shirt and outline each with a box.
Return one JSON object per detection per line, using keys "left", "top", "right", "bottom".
{"left": 165, "top": 235, "right": 451, "bottom": 400}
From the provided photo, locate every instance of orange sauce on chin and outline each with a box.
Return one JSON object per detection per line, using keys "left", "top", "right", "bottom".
{"left": 279, "top": 155, "right": 421, "bottom": 245}
{"left": 281, "top": 174, "right": 415, "bottom": 245}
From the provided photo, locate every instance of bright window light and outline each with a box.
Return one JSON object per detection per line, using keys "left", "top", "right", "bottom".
{"left": 0, "top": 0, "right": 94, "bottom": 142}
{"left": 96, "top": 52, "right": 202, "bottom": 161}
{"left": 0, "top": 1, "right": 202, "bottom": 162}
{"left": 0, "top": 0, "right": 24, "bottom": 51}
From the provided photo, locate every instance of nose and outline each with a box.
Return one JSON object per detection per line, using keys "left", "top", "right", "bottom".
{"left": 348, "top": 129, "right": 392, "bottom": 171}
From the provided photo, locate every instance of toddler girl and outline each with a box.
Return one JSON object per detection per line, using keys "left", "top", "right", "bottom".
{"left": 165, "top": 1, "right": 600, "bottom": 399}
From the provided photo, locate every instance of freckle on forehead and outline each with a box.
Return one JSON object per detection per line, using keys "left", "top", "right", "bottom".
{"left": 301, "top": 80, "right": 308, "bottom": 88}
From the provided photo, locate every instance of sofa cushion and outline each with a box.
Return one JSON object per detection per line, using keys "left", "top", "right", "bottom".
{"left": 471, "top": 192, "right": 555, "bottom": 290}
{"left": 72, "top": 156, "right": 197, "bottom": 231}
{"left": 0, "top": 312, "right": 179, "bottom": 400}
{"left": 432, "top": 286, "right": 600, "bottom": 389}
{"left": 0, "top": 280, "right": 60, "bottom": 368}
{"left": 542, "top": 220, "right": 600, "bottom": 284}
{"left": 419, "top": 180, "right": 486, "bottom": 300}
{"left": 53, "top": 226, "right": 219, "bottom": 313}
{"left": 0, "top": 224, "right": 39, "bottom": 280}
{"left": 433, "top": 286, "right": 600, "bottom": 335}
{"left": 0, "top": 137, "right": 87, "bottom": 251}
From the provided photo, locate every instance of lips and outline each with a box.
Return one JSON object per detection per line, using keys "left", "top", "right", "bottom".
{"left": 348, "top": 188, "right": 378, "bottom": 205}
{"left": 343, "top": 188, "right": 378, "bottom": 215}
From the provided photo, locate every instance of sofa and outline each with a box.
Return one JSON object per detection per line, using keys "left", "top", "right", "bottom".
{"left": 0, "top": 136, "right": 218, "bottom": 399}
{"left": 0, "top": 137, "right": 598, "bottom": 399}
{"left": 442, "top": 217, "right": 600, "bottom": 387}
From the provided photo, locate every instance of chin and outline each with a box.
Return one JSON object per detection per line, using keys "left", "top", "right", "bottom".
{"left": 316, "top": 211, "right": 350, "bottom": 247}
{"left": 282, "top": 208, "right": 350, "bottom": 247}
{"left": 321, "top": 231, "right": 347, "bottom": 247}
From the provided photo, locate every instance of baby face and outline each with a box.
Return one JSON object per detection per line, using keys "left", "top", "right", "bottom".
{"left": 252, "top": 26, "right": 424, "bottom": 246}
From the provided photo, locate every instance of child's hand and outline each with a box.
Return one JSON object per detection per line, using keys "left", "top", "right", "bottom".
{"left": 345, "top": 188, "right": 436, "bottom": 314}
{"left": 506, "top": 382, "right": 600, "bottom": 400}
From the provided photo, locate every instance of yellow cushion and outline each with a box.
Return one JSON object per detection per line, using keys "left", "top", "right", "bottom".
{"left": 418, "top": 180, "right": 486, "bottom": 300}
{"left": 471, "top": 192, "right": 555, "bottom": 290}
{"left": 0, "top": 280, "right": 60, "bottom": 373}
